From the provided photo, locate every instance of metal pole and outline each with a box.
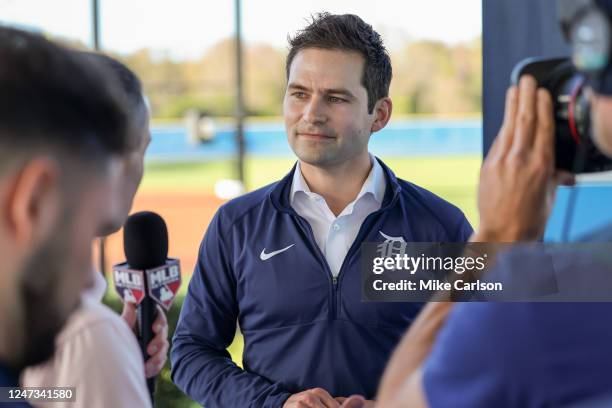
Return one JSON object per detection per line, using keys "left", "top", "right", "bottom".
{"left": 91, "top": 0, "right": 106, "bottom": 276}
{"left": 92, "top": 0, "right": 100, "bottom": 51}
{"left": 234, "top": 0, "right": 246, "bottom": 185}
{"left": 98, "top": 238, "right": 106, "bottom": 276}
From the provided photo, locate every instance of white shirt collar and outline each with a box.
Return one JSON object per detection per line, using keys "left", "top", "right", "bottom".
{"left": 290, "top": 154, "right": 386, "bottom": 206}
{"left": 82, "top": 267, "right": 108, "bottom": 302}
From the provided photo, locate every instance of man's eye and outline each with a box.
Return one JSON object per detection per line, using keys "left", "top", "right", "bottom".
{"left": 328, "top": 96, "right": 345, "bottom": 103}
{"left": 292, "top": 92, "right": 307, "bottom": 99}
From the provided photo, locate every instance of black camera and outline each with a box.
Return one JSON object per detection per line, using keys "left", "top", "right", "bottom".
{"left": 511, "top": 57, "right": 612, "bottom": 173}
{"left": 507, "top": 0, "right": 612, "bottom": 174}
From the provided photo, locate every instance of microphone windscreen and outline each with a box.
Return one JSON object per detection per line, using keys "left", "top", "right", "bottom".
{"left": 123, "top": 211, "right": 168, "bottom": 269}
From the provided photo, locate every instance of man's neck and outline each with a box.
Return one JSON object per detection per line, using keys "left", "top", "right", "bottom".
{"left": 0, "top": 343, "right": 10, "bottom": 372}
{"left": 0, "top": 321, "right": 19, "bottom": 374}
{"left": 299, "top": 152, "right": 372, "bottom": 216}
{"left": 0, "top": 275, "right": 22, "bottom": 373}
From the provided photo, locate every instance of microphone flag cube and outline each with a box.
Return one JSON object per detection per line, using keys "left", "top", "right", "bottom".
{"left": 112, "top": 263, "right": 146, "bottom": 305}
{"left": 145, "top": 259, "right": 181, "bottom": 311}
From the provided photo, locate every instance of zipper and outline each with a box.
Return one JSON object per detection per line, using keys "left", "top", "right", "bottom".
{"left": 332, "top": 188, "right": 401, "bottom": 291}
{"left": 333, "top": 210, "right": 383, "bottom": 290}
{"left": 290, "top": 212, "right": 338, "bottom": 318}
{"left": 288, "top": 191, "right": 398, "bottom": 319}
{"left": 293, "top": 209, "right": 380, "bottom": 319}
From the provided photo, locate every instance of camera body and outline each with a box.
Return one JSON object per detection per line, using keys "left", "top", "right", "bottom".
{"left": 508, "top": 0, "right": 612, "bottom": 173}
{"left": 511, "top": 57, "right": 612, "bottom": 173}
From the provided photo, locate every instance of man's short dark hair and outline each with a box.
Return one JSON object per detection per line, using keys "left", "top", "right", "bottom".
{"left": 286, "top": 12, "right": 392, "bottom": 114}
{"left": 80, "top": 52, "right": 147, "bottom": 151}
{"left": 0, "top": 26, "right": 130, "bottom": 168}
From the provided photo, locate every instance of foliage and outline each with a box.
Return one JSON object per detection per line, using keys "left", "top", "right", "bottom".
{"left": 391, "top": 38, "right": 482, "bottom": 114}
{"left": 113, "top": 37, "right": 481, "bottom": 119}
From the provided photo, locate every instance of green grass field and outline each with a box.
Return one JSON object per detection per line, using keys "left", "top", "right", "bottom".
{"left": 112, "top": 155, "right": 481, "bottom": 407}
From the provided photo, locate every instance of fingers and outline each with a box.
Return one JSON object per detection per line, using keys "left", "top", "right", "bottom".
{"left": 489, "top": 86, "right": 518, "bottom": 160}
{"left": 511, "top": 75, "right": 538, "bottom": 154}
{"left": 146, "top": 329, "right": 168, "bottom": 357}
{"left": 144, "top": 307, "right": 169, "bottom": 378}
{"left": 309, "top": 388, "right": 340, "bottom": 408}
{"left": 555, "top": 170, "right": 576, "bottom": 187}
{"left": 153, "top": 305, "right": 168, "bottom": 336}
{"left": 148, "top": 306, "right": 168, "bottom": 356}
{"left": 341, "top": 396, "right": 366, "bottom": 408}
{"left": 122, "top": 303, "right": 169, "bottom": 378}
{"left": 144, "top": 355, "right": 167, "bottom": 378}
{"left": 534, "top": 87, "right": 555, "bottom": 164}
{"left": 502, "top": 85, "right": 519, "bottom": 146}
{"left": 293, "top": 398, "right": 326, "bottom": 408}
{"left": 144, "top": 339, "right": 168, "bottom": 378}
{"left": 476, "top": 76, "right": 563, "bottom": 242}
{"left": 120, "top": 301, "right": 137, "bottom": 329}
{"left": 490, "top": 76, "right": 555, "bottom": 166}
{"left": 284, "top": 389, "right": 340, "bottom": 408}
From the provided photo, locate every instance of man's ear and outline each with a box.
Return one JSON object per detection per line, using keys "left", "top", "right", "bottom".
{"left": 5, "top": 158, "right": 61, "bottom": 247}
{"left": 371, "top": 97, "right": 393, "bottom": 133}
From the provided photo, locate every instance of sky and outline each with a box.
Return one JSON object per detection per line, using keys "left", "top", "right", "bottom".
{"left": 0, "top": 0, "right": 482, "bottom": 60}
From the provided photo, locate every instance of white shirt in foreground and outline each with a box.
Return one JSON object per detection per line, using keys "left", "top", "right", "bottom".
{"left": 21, "top": 270, "right": 151, "bottom": 408}
{"left": 290, "top": 154, "right": 386, "bottom": 278}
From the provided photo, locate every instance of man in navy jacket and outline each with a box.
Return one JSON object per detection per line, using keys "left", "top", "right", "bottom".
{"left": 171, "top": 13, "right": 472, "bottom": 408}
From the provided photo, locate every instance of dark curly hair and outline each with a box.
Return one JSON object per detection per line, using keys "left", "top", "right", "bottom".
{"left": 286, "top": 12, "right": 392, "bottom": 113}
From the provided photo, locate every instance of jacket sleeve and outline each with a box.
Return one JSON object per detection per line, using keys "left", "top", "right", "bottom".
{"left": 454, "top": 213, "right": 474, "bottom": 242}
{"left": 170, "top": 211, "right": 292, "bottom": 408}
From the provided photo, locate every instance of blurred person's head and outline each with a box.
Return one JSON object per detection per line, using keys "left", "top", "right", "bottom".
{"left": 557, "top": 1, "right": 612, "bottom": 158}
{"left": 80, "top": 53, "right": 151, "bottom": 236}
{"left": 587, "top": 1, "right": 612, "bottom": 156}
{"left": 283, "top": 13, "right": 393, "bottom": 169}
{"left": 0, "top": 26, "right": 131, "bottom": 371}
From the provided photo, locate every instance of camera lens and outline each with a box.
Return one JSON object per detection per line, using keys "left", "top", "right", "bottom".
{"left": 511, "top": 57, "right": 612, "bottom": 173}
{"left": 547, "top": 60, "right": 612, "bottom": 172}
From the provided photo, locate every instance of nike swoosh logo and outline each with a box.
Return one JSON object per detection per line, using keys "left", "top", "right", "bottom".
{"left": 260, "top": 244, "right": 295, "bottom": 261}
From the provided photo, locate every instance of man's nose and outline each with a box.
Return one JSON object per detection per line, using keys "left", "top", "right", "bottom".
{"left": 303, "top": 95, "right": 327, "bottom": 124}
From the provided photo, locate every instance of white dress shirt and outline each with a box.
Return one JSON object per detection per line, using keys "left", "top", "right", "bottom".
{"left": 290, "top": 154, "right": 386, "bottom": 278}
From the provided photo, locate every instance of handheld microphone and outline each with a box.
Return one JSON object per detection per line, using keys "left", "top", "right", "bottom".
{"left": 112, "top": 211, "right": 181, "bottom": 401}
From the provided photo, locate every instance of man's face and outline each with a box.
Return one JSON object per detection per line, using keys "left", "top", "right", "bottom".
{"left": 16, "top": 169, "right": 113, "bottom": 368}
{"left": 100, "top": 114, "right": 151, "bottom": 236}
{"left": 590, "top": 91, "right": 612, "bottom": 157}
{"left": 283, "top": 48, "right": 377, "bottom": 168}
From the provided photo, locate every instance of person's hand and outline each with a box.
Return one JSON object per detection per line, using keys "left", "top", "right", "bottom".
{"left": 282, "top": 388, "right": 340, "bottom": 408}
{"left": 474, "top": 75, "right": 575, "bottom": 243}
{"left": 336, "top": 395, "right": 374, "bottom": 408}
{"left": 121, "top": 302, "right": 169, "bottom": 378}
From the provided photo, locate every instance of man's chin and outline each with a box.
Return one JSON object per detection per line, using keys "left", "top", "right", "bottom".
{"left": 292, "top": 146, "right": 334, "bottom": 166}
{"left": 16, "top": 212, "right": 79, "bottom": 370}
{"left": 298, "top": 156, "right": 334, "bottom": 168}
{"left": 19, "top": 296, "right": 80, "bottom": 369}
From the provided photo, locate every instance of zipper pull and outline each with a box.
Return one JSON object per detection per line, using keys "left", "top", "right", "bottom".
{"left": 332, "top": 276, "right": 338, "bottom": 285}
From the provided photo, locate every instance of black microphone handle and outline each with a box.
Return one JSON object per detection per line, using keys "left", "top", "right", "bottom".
{"left": 138, "top": 295, "right": 158, "bottom": 401}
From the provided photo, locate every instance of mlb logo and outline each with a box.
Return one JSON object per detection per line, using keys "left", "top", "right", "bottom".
{"left": 146, "top": 259, "right": 181, "bottom": 311}
{"left": 112, "top": 263, "right": 146, "bottom": 305}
